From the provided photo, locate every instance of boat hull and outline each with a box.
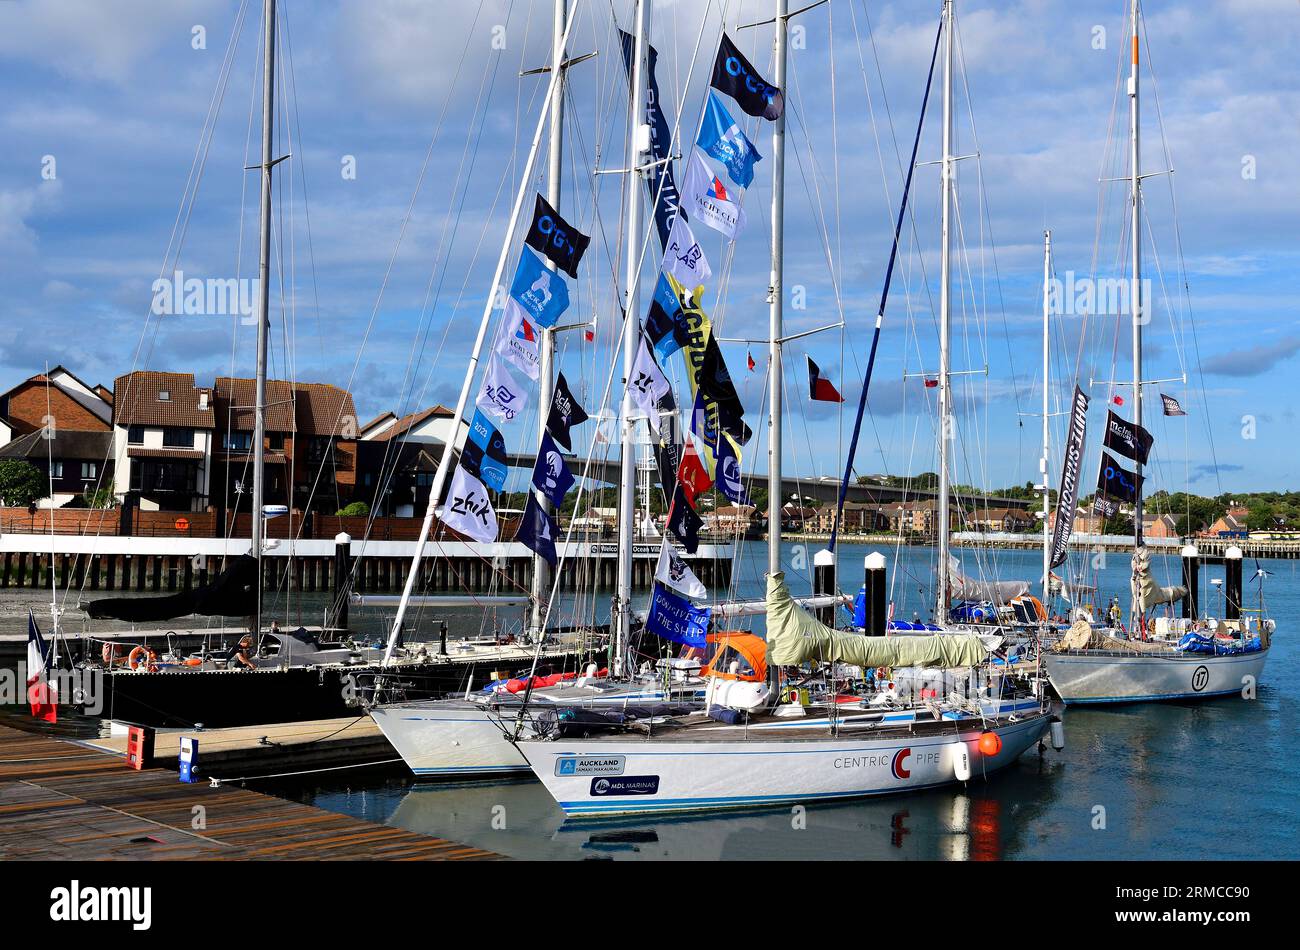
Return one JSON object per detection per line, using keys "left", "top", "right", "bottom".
{"left": 1043, "top": 648, "right": 1268, "bottom": 705}
{"left": 515, "top": 713, "right": 1051, "bottom": 817}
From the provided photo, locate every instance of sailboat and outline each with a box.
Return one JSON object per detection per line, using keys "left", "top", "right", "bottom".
{"left": 1041, "top": 0, "right": 1273, "bottom": 705}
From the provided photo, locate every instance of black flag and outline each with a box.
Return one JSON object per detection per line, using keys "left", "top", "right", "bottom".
{"left": 710, "top": 33, "right": 784, "bottom": 121}
{"left": 545, "top": 372, "right": 589, "bottom": 451}
{"left": 1102, "top": 410, "right": 1153, "bottom": 465}
{"left": 1048, "top": 386, "right": 1089, "bottom": 568}
{"left": 516, "top": 492, "right": 558, "bottom": 568}
{"left": 523, "top": 194, "right": 590, "bottom": 279}
{"left": 1097, "top": 451, "right": 1143, "bottom": 504}
{"left": 1160, "top": 393, "right": 1187, "bottom": 417}
{"left": 666, "top": 483, "right": 703, "bottom": 554}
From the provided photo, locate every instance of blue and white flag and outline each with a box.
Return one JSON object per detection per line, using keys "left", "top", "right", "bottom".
{"left": 531, "top": 430, "right": 575, "bottom": 508}
{"left": 643, "top": 273, "right": 691, "bottom": 362}
{"left": 661, "top": 212, "right": 712, "bottom": 289}
{"left": 683, "top": 148, "right": 746, "bottom": 240}
{"left": 645, "top": 583, "right": 710, "bottom": 647}
{"left": 508, "top": 246, "right": 570, "bottom": 329}
{"left": 476, "top": 355, "right": 528, "bottom": 426}
{"left": 462, "top": 409, "right": 509, "bottom": 492}
{"left": 516, "top": 491, "right": 558, "bottom": 568}
{"left": 655, "top": 540, "right": 708, "bottom": 600}
{"left": 438, "top": 464, "right": 498, "bottom": 543}
{"left": 495, "top": 300, "right": 541, "bottom": 380}
{"left": 715, "top": 432, "right": 751, "bottom": 505}
{"left": 697, "top": 90, "right": 761, "bottom": 188}
{"left": 629, "top": 335, "right": 672, "bottom": 434}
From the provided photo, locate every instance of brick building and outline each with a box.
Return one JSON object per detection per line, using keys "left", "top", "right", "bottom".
{"left": 111, "top": 371, "right": 216, "bottom": 513}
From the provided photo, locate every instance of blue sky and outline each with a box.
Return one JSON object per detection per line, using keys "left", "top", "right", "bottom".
{"left": 1, "top": 0, "right": 1296, "bottom": 497}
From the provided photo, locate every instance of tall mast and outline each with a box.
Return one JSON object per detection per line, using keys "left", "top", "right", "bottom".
{"left": 1128, "top": 0, "right": 1144, "bottom": 548}
{"left": 613, "top": 0, "right": 650, "bottom": 677}
{"left": 529, "top": 0, "right": 567, "bottom": 639}
{"left": 767, "top": 0, "right": 788, "bottom": 577}
{"left": 251, "top": 0, "right": 276, "bottom": 614}
{"left": 1041, "top": 229, "right": 1052, "bottom": 608}
{"left": 935, "top": 0, "right": 954, "bottom": 624}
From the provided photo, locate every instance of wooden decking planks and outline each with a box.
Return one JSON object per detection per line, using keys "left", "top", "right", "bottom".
{"left": 0, "top": 725, "right": 499, "bottom": 861}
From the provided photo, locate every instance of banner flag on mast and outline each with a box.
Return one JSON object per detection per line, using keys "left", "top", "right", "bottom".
{"left": 508, "top": 245, "right": 570, "bottom": 328}
{"left": 697, "top": 90, "right": 762, "bottom": 188}
{"left": 523, "top": 194, "right": 590, "bottom": 279}
{"left": 683, "top": 148, "right": 746, "bottom": 239}
{"left": 1048, "top": 385, "right": 1089, "bottom": 569}
{"left": 437, "top": 464, "right": 499, "bottom": 543}
{"left": 619, "top": 30, "right": 682, "bottom": 250}
{"left": 715, "top": 431, "right": 751, "bottom": 505}
{"left": 476, "top": 354, "right": 528, "bottom": 425}
{"left": 546, "top": 371, "right": 589, "bottom": 451}
{"left": 643, "top": 272, "right": 692, "bottom": 361}
{"left": 676, "top": 438, "right": 713, "bottom": 508}
{"left": 530, "top": 430, "right": 575, "bottom": 508}
{"left": 666, "top": 483, "right": 703, "bottom": 554}
{"left": 628, "top": 335, "right": 673, "bottom": 433}
{"left": 516, "top": 492, "right": 559, "bottom": 568}
{"left": 461, "top": 409, "right": 509, "bottom": 493}
{"left": 26, "top": 611, "right": 56, "bottom": 722}
{"left": 807, "top": 356, "right": 845, "bottom": 402}
{"left": 710, "top": 33, "right": 784, "bottom": 121}
{"left": 1102, "top": 409, "right": 1154, "bottom": 465}
{"left": 1160, "top": 393, "right": 1187, "bottom": 416}
{"left": 495, "top": 301, "right": 541, "bottom": 380}
{"left": 661, "top": 212, "right": 712, "bottom": 288}
{"left": 655, "top": 540, "right": 708, "bottom": 599}
{"left": 645, "top": 583, "right": 710, "bottom": 647}
{"left": 1097, "top": 451, "right": 1143, "bottom": 504}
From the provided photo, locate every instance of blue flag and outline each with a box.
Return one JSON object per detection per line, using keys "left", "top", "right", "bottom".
{"left": 645, "top": 583, "right": 710, "bottom": 647}
{"left": 516, "top": 492, "right": 558, "bottom": 568}
{"left": 643, "top": 273, "right": 691, "bottom": 361}
{"left": 531, "top": 431, "right": 575, "bottom": 508}
{"left": 715, "top": 432, "right": 751, "bottom": 505}
{"left": 464, "top": 409, "right": 509, "bottom": 492}
{"left": 509, "top": 246, "right": 570, "bottom": 328}
{"left": 697, "top": 91, "right": 762, "bottom": 189}
{"left": 619, "top": 31, "right": 682, "bottom": 250}
{"left": 666, "top": 482, "right": 703, "bottom": 554}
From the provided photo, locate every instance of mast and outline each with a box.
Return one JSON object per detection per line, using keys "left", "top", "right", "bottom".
{"left": 1041, "top": 229, "right": 1052, "bottom": 608}
{"left": 529, "top": 0, "right": 567, "bottom": 639}
{"left": 767, "top": 0, "right": 788, "bottom": 577}
{"left": 935, "top": 0, "right": 954, "bottom": 624}
{"left": 1128, "top": 0, "right": 1144, "bottom": 548}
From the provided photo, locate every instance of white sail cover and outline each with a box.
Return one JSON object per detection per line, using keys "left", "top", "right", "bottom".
{"left": 948, "top": 556, "right": 1029, "bottom": 604}
{"left": 765, "top": 573, "right": 992, "bottom": 668}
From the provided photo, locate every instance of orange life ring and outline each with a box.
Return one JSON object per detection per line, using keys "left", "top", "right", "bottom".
{"left": 101, "top": 642, "right": 121, "bottom": 665}
{"left": 127, "top": 646, "right": 152, "bottom": 672}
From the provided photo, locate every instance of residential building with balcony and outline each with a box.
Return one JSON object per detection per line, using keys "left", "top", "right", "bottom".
{"left": 111, "top": 371, "right": 215, "bottom": 513}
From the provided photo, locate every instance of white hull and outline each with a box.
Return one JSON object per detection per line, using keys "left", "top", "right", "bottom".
{"left": 1043, "top": 648, "right": 1268, "bottom": 704}
{"left": 516, "top": 713, "right": 1051, "bottom": 817}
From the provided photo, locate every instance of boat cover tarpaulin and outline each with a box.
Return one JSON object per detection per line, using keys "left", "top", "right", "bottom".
{"left": 765, "top": 573, "right": 990, "bottom": 668}
{"left": 84, "top": 554, "right": 259, "bottom": 622}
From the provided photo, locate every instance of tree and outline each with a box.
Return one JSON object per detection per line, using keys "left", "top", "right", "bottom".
{"left": 336, "top": 500, "right": 370, "bottom": 517}
{"left": 0, "top": 460, "right": 47, "bottom": 509}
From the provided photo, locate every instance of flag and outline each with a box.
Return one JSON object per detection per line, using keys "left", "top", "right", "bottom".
{"left": 1103, "top": 409, "right": 1154, "bottom": 465}
{"left": 924, "top": 378, "right": 938, "bottom": 388}
{"left": 645, "top": 583, "right": 710, "bottom": 647}
{"left": 1097, "top": 451, "right": 1143, "bottom": 504}
{"left": 1048, "top": 386, "right": 1089, "bottom": 568}
{"left": 710, "top": 33, "right": 784, "bottom": 121}
{"left": 1093, "top": 494, "right": 1120, "bottom": 519}
{"left": 697, "top": 90, "right": 762, "bottom": 188}
{"left": 655, "top": 540, "right": 708, "bottom": 600}
{"left": 747, "top": 350, "right": 755, "bottom": 372}
{"left": 715, "top": 431, "right": 751, "bottom": 505}
{"left": 619, "top": 30, "right": 682, "bottom": 250}
{"left": 682, "top": 148, "right": 746, "bottom": 239}
{"left": 661, "top": 212, "right": 712, "bottom": 288}
{"left": 1161, "top": 393, "right": 1187, "bottom": 416}
{"left": 628, "top": 335, "right": 672, "bottom": 433}
{"left": 807, "top": 356, "right": 845, "bottom": 402}
{"left": 1112, "top": 394, "right": 1124, "bottom": 406}
{"left": 516, "top": 492, "right": 558, "bottom": 568}
{"left": 584, "top": 328, "right": 595, "bottom": 342}
{"left": 654, "top": 423, "right": 684, "bottom": 501}
{"left": 523, "top": 193, "right": 590, "bottom": 279}
{"left": 508, "top": 245, "right": 570, "bottom": 328}
{"left": 26, "top": 611, "right": 56, "bottom": 723}
{"left": 495, "top": 300, "right": 541, "bottom": 380}
{"left": 696, "top": 334, "right": 747, "bottom": 440}
{"left": 666, "top": 483, "right": 703, "bottom": 554}
{"left": 438, "top": 464, "right": 498, "bottom": 543}
{"left": 643, "top": 272, "right": 692, "bottom": 361}
{"left": 676, "top": 439, "right": 713, "bottom": 508}
{"left": 531, "top": 431, "right": 575, "bottom": 508}
{"left": 462, "top": 409, "right": 509, "bottom": 492}
{"left": 476, "top": 355, "right": 528, "bottom": 425}
{"left": 546, "top": 372, "right": 589, "bottom": 451}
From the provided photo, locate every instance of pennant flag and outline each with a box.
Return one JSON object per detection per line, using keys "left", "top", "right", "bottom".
{"left": 710, "top": 33, "right": 784, "bottom": 121}
{"left": 476, "top": 355, "right": 528, "bottom": 425}
{"left": 1103, "top": 410, "right": 1154, "bottom": 465}
{"left": 676, "top": 439, "right": 714, "bottom": 508}
{"left": 26, "top": 611, "right": 56, "bottom": 722}
{"left": 1111, "top": 394, "right": 1125, "bottom": 406}
{"left": 1048, "top": 386, "right": 1090, "bottom": 569}
{"left": 438, "top": 465, "right": 499, "bottom": 543}
{"left": 1097, "top": 451, "right": 1143, "bottom": 504}
{"left": 715, "top": 431, "right": 751, "bottom": 505}
{"left": 924, "top": 378, "right": 939, "bottom": 388}
{"left": 643, "top": 272, "right": 692, "bottom": 361}
{"left": 523, "top": 194, "right": 590, "bottom": 279}
{"left": 619, "top": 30, "right": 682, "bottom": 250}
{"left": 661, "top": 212, "right": 712, "bottom": 288}
{"left": 508, "top": 245, "right": 570, "bottom": 328}
{"left": 807, "top": 356, "right": 845, "bottom": 402}
{"left": 666, "top": 483, "right": 703, "bottom": 554}
{"left": 1093, "top": 494, "right": 1120, "bottom": 519}
{"left": 496, "top": 300, "right": 541, "bottom": 380}
{"left": 629, "top": 335, "right": 672, "bottom": 432}
{"left": 645, "top": 583, "right": 711, "bottom": 647}
{"left": 1160, "top": 393, "right": 1187, "bottom": 416}
{"left": 697, "top": 90, "right": 762, "bottom": 188}
{"left": 531, "top": 430, "right": 575, "bottom": 508}
{"left": 683, "top": 148, "right": 746, "bottom": 239}
{"left": 461, "top": 409, "right": 509, "bottom": 492}
{"left": 546, "top": 372, "right": 589, "bottom": 450}
{"left": 747, "top": 350, "right": 755, "bottom": 372}
{"left": 516, "top": 492, "right": 558, "bottom": 568}
{"left": 655, "top": 540, "right": 708, "bottom": 600}
{"left": 585, "top": 328, "right": 595, "bottom": 342}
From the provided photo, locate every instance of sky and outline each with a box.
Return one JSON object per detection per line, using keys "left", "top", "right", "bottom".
{"left": 1, "top": 0, "right": 1297, "bottom": 500}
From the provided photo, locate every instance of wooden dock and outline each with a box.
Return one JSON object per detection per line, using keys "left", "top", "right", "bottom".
{"left": 0, "top": 724, "right": 499, "bottom": 860}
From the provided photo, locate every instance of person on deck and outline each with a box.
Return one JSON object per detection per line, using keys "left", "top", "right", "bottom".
{"left": 229, "top": 635, "right": 256, "bottom": 670}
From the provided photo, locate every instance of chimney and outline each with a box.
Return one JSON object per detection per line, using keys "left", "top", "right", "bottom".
{"left": 198, "top": 391, "right": 209, "bottom": 411}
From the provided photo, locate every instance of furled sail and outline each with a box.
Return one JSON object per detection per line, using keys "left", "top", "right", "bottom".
{"left": 765, "top": 572, "right": 992, "bottom": 668}
{"left": 948, "top": 556, "right": 1029, "bottom": 604}
{"left": 84, "top": 554, "right": 259, "bottom": 622}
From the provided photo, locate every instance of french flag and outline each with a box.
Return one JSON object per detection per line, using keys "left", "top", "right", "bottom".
{"left": 807, "top": 356, "right": 844, "bottom": 403}
{"left": 26, "top": 611, "right": 57, "bottom": 723}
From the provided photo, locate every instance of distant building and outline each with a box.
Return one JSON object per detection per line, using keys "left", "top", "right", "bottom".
{"left": 1141, "top": 513, "right": 1181, "bottom": 540}
{"left": 1206, "top": 508, "right": 1249, "bottom": 536}
{"left": 809, "top": 501, "right": 888, "bottom": 533}
{"left": 967, "top": 506, "right": 1034, "bottom": 533}
{"left": 355, "top": 406, "right": 459, "bottom": 517}
{"left": 111, "top": 371, "right": 216, "bottom": 513}
{"left": 705, "top": 504, "right": 763, "bottom": 534}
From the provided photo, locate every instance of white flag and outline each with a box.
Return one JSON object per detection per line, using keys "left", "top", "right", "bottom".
{"left": 495, "top": 299, "right": 541, "bottom": 380}
{"left": 476, "top": 354, "right": 528, "bottom": 425}
{"left": 628, "top": 335, "right": 671, "bottom": 433}
{"left": 655, "top": 540, "right": 707, "bottom": 600}
{"left": 661, "top": 211, "right": 712, "bottom": 288}
{"left": 437, "top": 464, "right": 499, "bottom": 543}
{"left": 683, "top": 148, "right": 746, "bottom": 240}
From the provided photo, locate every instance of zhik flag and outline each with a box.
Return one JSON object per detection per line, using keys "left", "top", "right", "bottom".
{"left": 645, "top": 583, "right": 710, "bottom": 647}
{"left": 655, "top": 541, "right": 708, "bottom": 600}
{"left": 523, "top": 193, "right": 590, "bottom": 279}
{"left": 697, "top": 90, "right": 761, "bottom": 188}
{"left": 496, "top": 300, "right": 541, "bottom": 380}
{"left": 476, "top": 354, "right": 528, "bottom": 425}
{"left": 438, "top": 465, "right": 499, "bottom": 544}
{"left": 715, "top": 432, "right": 751, "bottom": 505}
{"left": 531, "top": 430, "right": 575, "bottom": 508}
{"left": 666, "top": 483, "right": 703, "bottom": 554}
{"left": 629, "top": 335, "right": 672, "bottom": 433}
{"left": 661, "top": 212, "right": 712, "bottom": 288}
{"left": 1102, "top": 410, "right": 1154, "bottom": 466}
{"left": 508, "top": 245, "right": 570, "bottom": 328}
{"left": 710, "top": 33, "right": 784, "bottom": 121}
{"left": 1160, "top": 393, "right": 1187, "bottom": 417}
{"left": 807, "top": 356, "right": 845, "bottom": 402}
{"left": 1097, "top": 451, "right": 1143, "bottom": 504}
{"left": 546, "top": 372, "right": 589, "bottom": 451}
{"left": 516, "top": 492, "right": 559, "bottom": 568}
{"left": 461, "top": 410, "right": 509, "bottom": 493}
{"left": 26, "top": 610, "right": 56, "bottom": 722}
{"left": 683, "top": 148, "right": 746, "bottom": 239}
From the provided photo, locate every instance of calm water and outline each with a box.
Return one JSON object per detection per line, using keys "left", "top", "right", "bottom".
{"left": 4, "top": 541, "right": 1296, "bottom": 859}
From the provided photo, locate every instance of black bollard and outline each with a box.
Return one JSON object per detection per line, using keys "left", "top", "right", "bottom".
{"left": 1180, "top": 544, "right": 1199, "bottom": 620}
{"left": 332, "top": 532, "right": 352, "bottom": 631}
{"left": 813, "top": 549, "right": 836, "bottom": 626}
{"left": 864, "top": 552, "right": 887, "bottom": 637}
{"left": 1224, "top": 545, "right": 1243, "bottom": 621}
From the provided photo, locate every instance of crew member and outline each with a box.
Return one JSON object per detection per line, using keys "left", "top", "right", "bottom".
{"left": 229, "top": 635, "right": 256, "bottom": 670}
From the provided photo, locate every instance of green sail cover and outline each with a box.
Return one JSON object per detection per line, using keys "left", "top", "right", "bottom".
{"left": 764, "top": 572, "right": 991, "bottom": 668}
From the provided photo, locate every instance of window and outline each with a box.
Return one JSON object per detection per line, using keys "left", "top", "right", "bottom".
{"left": 224, "top": 431, "right": 252, "bottom": 452}
{"left": 162, "top": 427, "right": 194, "bottom": 448}
{"left": 157, "top": 390, "right": 170, "bottom": 401}
{"left": 268, "top": 432, "right": 285, "bottom": 451}
{"left": 81, "top": 462, "right": 97, "bottom": 480}
{"left": 127, "top": 425, "right": 145, "bottom": 444}
{"left": 51, "top": 461, "right": 63, "bottom": 478}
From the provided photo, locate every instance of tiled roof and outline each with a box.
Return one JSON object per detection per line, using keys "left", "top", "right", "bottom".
{"left": 113, "top": 372, "right": 215, "bottom": 428}
{"left": 127, "top": 447, "right": 204, "bottom": 460}
{"left": 369, "top": 405, "right": 453, "bottom": 442}
{"left": 213, "top": 377, "right": 297, "bottom": 432}
{"left": 295, "top": 383, "right": 359, "bottom": 437}
{"left": 0, "top": 428, "right": 112, "bottom": 460}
